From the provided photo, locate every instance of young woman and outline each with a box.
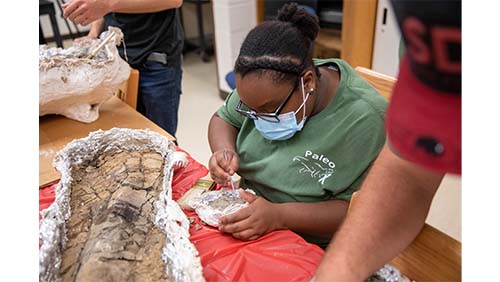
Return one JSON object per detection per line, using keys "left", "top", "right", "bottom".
{"left": 207, "top": 3, "right": 387, "bottom": 248}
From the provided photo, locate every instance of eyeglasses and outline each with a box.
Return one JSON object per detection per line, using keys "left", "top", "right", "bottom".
{"left": 235, "top": 77, "right": 300, "bottom": 123}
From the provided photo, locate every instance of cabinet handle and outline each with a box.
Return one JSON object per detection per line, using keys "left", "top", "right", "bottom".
{"left": 382, "top": 7, "right": 388, "bottom": 25}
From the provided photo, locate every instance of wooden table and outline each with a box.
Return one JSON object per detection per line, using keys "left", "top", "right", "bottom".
{"left": 391, "top": 224, "right": 461, "bottom": 281}
{"left": 39, "top": 96, "right": 175, "bottom": 187}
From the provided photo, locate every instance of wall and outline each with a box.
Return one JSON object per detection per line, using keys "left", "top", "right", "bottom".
{"left": 427, "top": 175, "right": 462, "bottom": 241}
{"left": 213, "top": 0, "right": 257, "bottom": 93}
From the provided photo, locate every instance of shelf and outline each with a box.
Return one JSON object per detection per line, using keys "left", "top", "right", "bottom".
{"left": 314, "top": 28, "right": 342, "bottom": 59}
{"left": 315, "top": 28, "right": 342, "bottom": 51}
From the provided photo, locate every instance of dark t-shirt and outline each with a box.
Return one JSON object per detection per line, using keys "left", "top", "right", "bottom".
{"left": 104, "top": 9, "right": 184, "bottom": 68}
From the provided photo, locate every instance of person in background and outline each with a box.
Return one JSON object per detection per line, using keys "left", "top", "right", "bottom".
{"left": 207, "top": 3, "right": 387, "bottom": 248}
{"left": 314, "top": 0, "right": 461, "bottom": 280}
{"left": 63, "top": 0, "right": 184, "bottom": 137}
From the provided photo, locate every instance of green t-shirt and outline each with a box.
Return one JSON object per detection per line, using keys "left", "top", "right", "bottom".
{"left": 217, "top": 58, "right": 387, "bottom": 247}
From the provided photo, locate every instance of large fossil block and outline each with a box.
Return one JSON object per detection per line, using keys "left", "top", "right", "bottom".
{"left": 39, "top": 27, "right": 130, "bottom": 123}
{"left": 39, "top": 128, "right": 204, "bottom": 282}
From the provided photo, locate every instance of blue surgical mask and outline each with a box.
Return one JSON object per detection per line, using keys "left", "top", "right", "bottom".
{"left": 254, "top": 77, "right": 310, "bottom": 141}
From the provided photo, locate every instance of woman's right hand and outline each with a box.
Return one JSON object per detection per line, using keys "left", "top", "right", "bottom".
{"left": 209, "top": 149, "right": 240, "bottom": 185}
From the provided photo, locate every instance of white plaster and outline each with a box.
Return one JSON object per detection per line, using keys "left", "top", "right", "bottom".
{"left": 39, "top": 27, "right": 130, "bottom": 123}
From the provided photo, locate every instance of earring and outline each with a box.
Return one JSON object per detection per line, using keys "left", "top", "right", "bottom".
{"left": 310, "top": 88, "right": 314, "bottom": 92}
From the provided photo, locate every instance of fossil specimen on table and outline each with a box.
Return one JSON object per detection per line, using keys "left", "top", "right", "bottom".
{"left": 39, "top": 27, "right": 130, "bottom": 123}
{"left": 39, "top": 128, "right": 204, "bottom": 282}
{"left": 189, "top": 189, "right": 252, "bottom": 227}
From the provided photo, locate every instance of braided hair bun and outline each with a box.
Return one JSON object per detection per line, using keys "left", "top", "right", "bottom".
{"left": 277, "top": 3, "right": 320, "bottom": 42}
{"left": 234, "top": 2, "right": 321, "bottom": 83}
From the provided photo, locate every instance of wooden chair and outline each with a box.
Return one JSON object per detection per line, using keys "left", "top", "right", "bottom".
{"left": 350, "top": 67, "right": 462, "bottom": 281}
{"left": 355, "top": 66, "right": 396, "bottom": 101}
{"left": 116, "top": 68, "right": 140, "bottom": 109}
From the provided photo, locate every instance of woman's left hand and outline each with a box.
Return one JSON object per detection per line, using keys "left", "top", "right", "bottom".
{"left": 218, "top": 189, "right": 284, "bottom": 241}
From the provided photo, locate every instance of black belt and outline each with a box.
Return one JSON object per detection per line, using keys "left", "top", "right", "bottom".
{"left": 147, "top": 52, "right": 168, "bottom": 64}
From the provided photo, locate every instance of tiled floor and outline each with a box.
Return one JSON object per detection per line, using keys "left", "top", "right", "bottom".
{"left": 178, "top": 52, "right": 462, "bottom": 242}
{"left": 176, "top": 53, "right": 223, "bottom": 166}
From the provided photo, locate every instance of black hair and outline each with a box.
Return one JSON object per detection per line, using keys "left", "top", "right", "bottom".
{"left": 234, "top": 2, "right": 320, "bottom": 84}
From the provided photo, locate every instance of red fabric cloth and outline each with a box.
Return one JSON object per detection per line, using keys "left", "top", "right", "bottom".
{"left": 39, "top": 148, "right": 324, "bottom": 281}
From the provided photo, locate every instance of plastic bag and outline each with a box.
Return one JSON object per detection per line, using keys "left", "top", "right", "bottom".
{"left": 189, "top": 189, "right": 254, "bottom": 227}
{"left": 186, "top": 215, "right": 323, "bottom": 282}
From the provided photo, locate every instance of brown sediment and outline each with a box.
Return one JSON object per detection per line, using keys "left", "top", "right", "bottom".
{"left": 207, "top": 193, "right": 247, "bottom": 211}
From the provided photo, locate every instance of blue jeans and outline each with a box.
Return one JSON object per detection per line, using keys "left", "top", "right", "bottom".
{"left": 137, "top": 61, "right": 182, "bottom": 137}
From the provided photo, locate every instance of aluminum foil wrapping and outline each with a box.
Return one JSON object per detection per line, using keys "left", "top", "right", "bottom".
{"left": 39, "top": 128, "right": 205, "bottom": 282}
{"left": 39, "top": 27, "right": 123, "bottom": 71}
{"left": 367, "top": 264, "right": 410, "bottom": 282}
{"left": 189, "top": 189, "right": 254, "bottom": 227}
